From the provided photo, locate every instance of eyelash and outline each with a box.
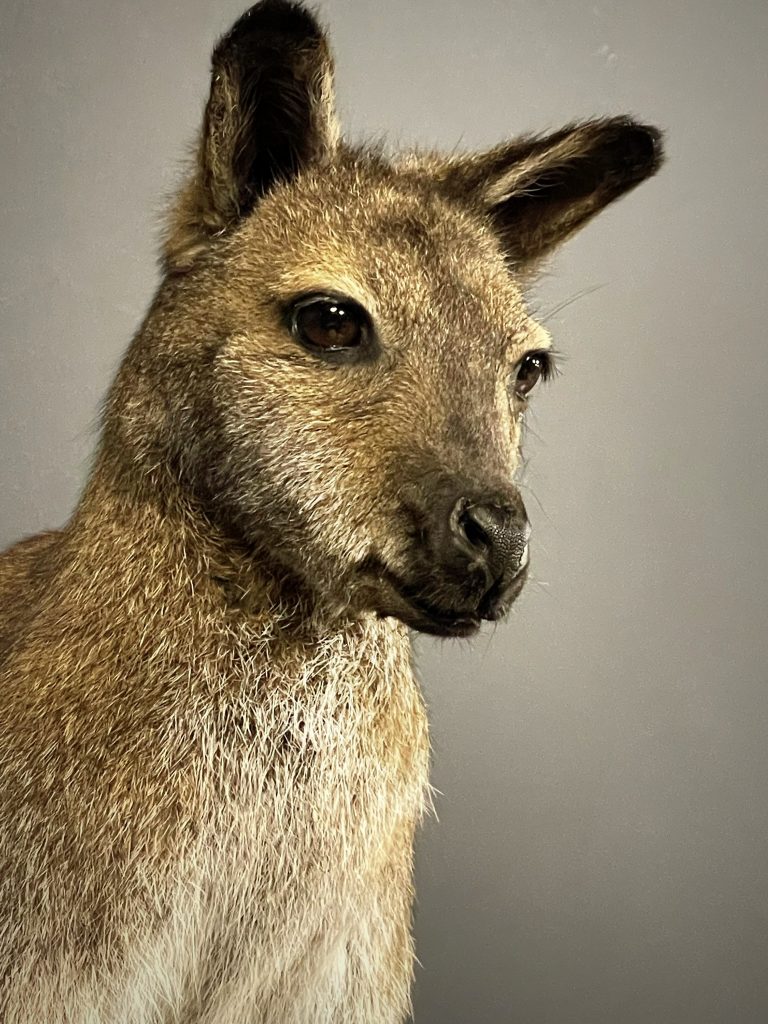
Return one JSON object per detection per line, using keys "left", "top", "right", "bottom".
{"left": 530, "top": 350, "right": 556, "bottom": 382}
{"left": 510, "top": 348, "right": 560, "bottom": 399}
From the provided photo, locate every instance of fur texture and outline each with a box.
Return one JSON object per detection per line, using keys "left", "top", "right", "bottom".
{"left": 0, "top": 3, "right": 663, "bottom": 1021}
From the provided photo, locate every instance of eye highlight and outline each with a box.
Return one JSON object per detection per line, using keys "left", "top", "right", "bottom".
{"left": 290, "top": 295, "right": 371, "bottom": 355}
{"left": 512, "top": 349, "right": 555, "bottom": 398}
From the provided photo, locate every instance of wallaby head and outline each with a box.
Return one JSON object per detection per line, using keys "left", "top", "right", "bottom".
{"left": 108, "top": 0, "right": 663, "bottom": 638}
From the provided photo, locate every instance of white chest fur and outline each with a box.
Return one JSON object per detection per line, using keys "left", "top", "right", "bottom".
{"left": 9, "top": 623, "right": 430, "bottom": 1024}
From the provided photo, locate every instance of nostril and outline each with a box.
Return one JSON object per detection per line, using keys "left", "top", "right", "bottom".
{"left": 458, "top": 506, "right": 492, "bottom": 551}
{"left": 449, "top": 497, "right": 529, "bottom": 579}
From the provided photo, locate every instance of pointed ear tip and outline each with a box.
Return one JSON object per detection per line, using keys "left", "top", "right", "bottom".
{"left": 615, "top": 118, "right": 666, "bottom": 176}
{"left": 216, "top": 0, "right": 324, "bottom": 57}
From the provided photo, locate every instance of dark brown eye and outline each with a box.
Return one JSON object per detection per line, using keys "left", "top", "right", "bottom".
{"left": 291, "top": 297, "right": 368, "bottom": 352}
{"left": 514, "top": 350, "right": 552, "bottom": 397}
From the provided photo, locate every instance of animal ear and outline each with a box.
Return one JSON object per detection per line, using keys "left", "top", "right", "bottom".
{"left": 439, "top": 117, "right": 663, "bottom": 270}
{"left": 164, "top": 0, "right": 339, "bottom": 270}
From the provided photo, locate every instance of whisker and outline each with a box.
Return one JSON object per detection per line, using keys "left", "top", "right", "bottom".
{"left": 521, "top": 421, "right": 546, "bottom": 445}
{"left": 538, "top": 282, "right": 607, "bottom": 324}
{"left": 519, "top": 487, "right": 551, "bottom": 522}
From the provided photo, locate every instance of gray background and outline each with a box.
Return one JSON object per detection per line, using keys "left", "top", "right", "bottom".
{"left": 1, "top": 1, "right": 767, "bottom": 1021}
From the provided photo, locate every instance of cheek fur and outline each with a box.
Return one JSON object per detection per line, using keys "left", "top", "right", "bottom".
{"left": 214, "top": 353, "right": 400, "bottom": 577}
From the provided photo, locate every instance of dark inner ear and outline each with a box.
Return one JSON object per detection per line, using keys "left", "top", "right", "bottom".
{"left": 440, "top": 118, "right": 664, "bottom": 269}
{"left": 164, "top": 1, "right": 337, "bottom": 270}
{"left": 495, "top": 121, "right": 661, "bottom": 226}
{"left": 210, "top": 2, "right": 332, "bottom": 216}
{"left": 496, "top": 120, "right": 663, "bottom": 266}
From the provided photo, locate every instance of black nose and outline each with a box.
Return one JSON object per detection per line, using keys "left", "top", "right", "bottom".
{"left": 450, "top": 497, "right": 529, "bottom": 586}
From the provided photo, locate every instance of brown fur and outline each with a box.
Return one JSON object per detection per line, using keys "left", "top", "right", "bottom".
{"left": 0, "top": 3, "right": 663, "bottom": 1021}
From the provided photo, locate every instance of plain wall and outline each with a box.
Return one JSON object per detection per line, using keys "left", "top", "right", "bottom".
{"left": 1, "top": 1, "right": 767, "bottom": 1021}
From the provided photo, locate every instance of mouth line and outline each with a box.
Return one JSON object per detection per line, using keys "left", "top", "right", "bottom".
{"left": 362, "top": 561, "right": 482, "bottom": 637}
{"left": 358, "top": 555, "right": 527, "bottom": 637}
{"left": 475, "top": 561, "right": 526, "bottom": 620}
{"left": 401, "top": 591, "right": 481, "bottom": 637}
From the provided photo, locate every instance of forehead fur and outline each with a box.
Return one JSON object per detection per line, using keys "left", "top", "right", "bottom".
{"left": 228, "top": 148, "right": 533, "bottom": 347}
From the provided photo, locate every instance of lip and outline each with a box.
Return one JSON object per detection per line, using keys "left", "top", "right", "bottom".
{"left": 360, "top": 555, "right": 529, "bottom": 636}
{"left": 477, "top": 562, "right": 529, "bottom": 621}
{"left": 369, "top": 560, "right": 529, "bottom": 637}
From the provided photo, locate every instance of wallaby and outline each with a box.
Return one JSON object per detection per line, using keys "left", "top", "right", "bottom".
{"left": 0, "top": 2, "right": 663, "bottom": 1021}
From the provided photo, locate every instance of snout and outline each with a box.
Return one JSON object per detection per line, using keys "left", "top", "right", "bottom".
{"left": 380, "top": 483, "right": 530, "bottom": 637}
{"left": 449, "top": 497, "right": 530, "bottom": 603}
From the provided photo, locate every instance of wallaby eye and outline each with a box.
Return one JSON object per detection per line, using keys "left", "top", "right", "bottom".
{"left": 513, "top": 350, "right": 553, "bottom": 397}
{"left": 291, "top": 296, "right": 369, "bottom": 353}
